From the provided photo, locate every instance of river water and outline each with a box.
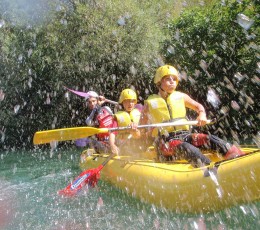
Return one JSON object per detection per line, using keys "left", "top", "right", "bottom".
{"left": 0, "top": 147, "right": 259, "bottom": 230}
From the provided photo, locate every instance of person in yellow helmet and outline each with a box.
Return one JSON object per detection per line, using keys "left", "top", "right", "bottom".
{"left": 140, "top": 65, "right": 245, "bottom": 167}
{"left": 109, "top": 89, "right": 143, "bottom": 155}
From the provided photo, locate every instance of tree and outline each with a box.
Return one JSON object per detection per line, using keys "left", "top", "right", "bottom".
{"left": 163, "top": 0, "right": 259, "bottom": 143}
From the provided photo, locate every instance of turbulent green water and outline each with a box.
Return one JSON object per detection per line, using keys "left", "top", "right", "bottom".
{"left": 0, "top": 148, "right": 259, "bottom": 230}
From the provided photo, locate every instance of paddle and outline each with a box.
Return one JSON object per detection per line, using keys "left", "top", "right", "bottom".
{"left": 64, "top": 86, "right": 119, "bottom": 105}
{"left": 33, "top": 119, "right": 216, "bottom": 145}
{"left": 58, "top": 153, "right": 116, "bottom": 197}
{"left": 58, "top": 134, "right": 133, "bottom": 196}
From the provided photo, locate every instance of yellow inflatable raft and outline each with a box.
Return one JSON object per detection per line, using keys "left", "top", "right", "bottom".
{"left": 79, "top": 146, "right": 260, "bottom": 214}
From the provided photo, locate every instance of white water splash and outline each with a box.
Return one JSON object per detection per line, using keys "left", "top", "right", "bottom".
{"left": 207, "top": 88, "right": 221, "bottom": 108}
{"left": 253, "top": 132, "right": 260, "bottom": 148}
{"left": 167, "top": 45, "right": 175, "bottom": 54}
{"left": 14, "top": 105, "right": 20, "bottom": 114}
{"left": 234, "top": 72, "right": 245, "bottom": 82}
{"left": 231, "top": 100, "right": 240, "bottom": 111}
{"left": 0, "top": 130, "right": 5, "bottom": 142}
{"left": 50, "top": 141, "right": 58, "bottom": 151}
{"left": 117, "top": 17, "right": 126, "bottom": 26}
{"left": 237, "top": 13, "right": 254, "bottom": 30}
{"left": 28, "top": 77, "right": 33, "bottom": 88}
{"left": 0, "top": 90, "right": 5, "bottom": 101}
{"left": 46, "top": 93, "right": 51, "bottom": 104}
{"left": 0, "top": 19, "right": 5, "bottom": 28}
{"left": 257, "top": 62, "right": 260, "bottom": 74}
{"left": 199, "top": 60, "right": 208, "bottom": 71}
{"left": 208, "top": 169, "right": 223, "bottom": 198}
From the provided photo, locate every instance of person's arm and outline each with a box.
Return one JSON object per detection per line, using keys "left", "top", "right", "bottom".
{"left": 183, "top": 93, "right": 208, "bottom": 126}
{"left": 109, "top": 132, "right": 119, "bottom": 155}
{"left": 139, "top": 103, "right": 149, "bottom": 125}
{"left": 85, "top": 108, "right": 98, "bottom": 126}
{"left": 129, "top": 122, "right": 141, "bottom": 139}
{"left": 109, "top": 119, "right": 119, "bottom": 155}
{"left": 139, "top": 103, "right": 153, "bottom": 138}
{"left": 98, "top": 96, "right": 106, "bottom": 105}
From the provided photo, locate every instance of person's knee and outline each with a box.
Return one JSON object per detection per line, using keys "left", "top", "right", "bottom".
{"left": 177, "top": 142, "right": 211, "bottom": 167}
{"left": 159, "top": 139, "right": 182, "bottom": 157}
{"left": 191, "top": 133, "right": 209, "bottom": 147}
{"left": 224, "top": 145, "right": 245, "bottom": 159}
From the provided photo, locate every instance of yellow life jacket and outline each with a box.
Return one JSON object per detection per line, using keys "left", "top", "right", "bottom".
{"left": 114, "top": 108, "right": 141, "bottom": 127}
{"left": 114, "top": 109, "right": 141, "bottom": 143}
{"left": 145, "top": 92, "right": 189, "bottom": 136}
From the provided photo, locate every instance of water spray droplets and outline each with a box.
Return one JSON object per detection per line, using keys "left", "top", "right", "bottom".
{"left": 252, "top": 132, "right": 260, "bottom": 148}
{"left": 96, "top": 197, "right": 104, "bottom": 211}
{"left": 13, "top": 163, "right": 17, "bottom": 174}
{"left": 65, "top": 92, "right": 70, "bottom": 102}
{"left": 28, "top": 77, "right": 33, "bottom": 88}
{"left": 46, "top": 93, "right": 51, "bottom": 104}
{"left": 237, "top": 14, "right": 254, "bottom": 30}
{"left": 0, "top": 90, "right": 5, "bottom": 101}
{"left": 60, "top": 19, "right": 67, "bottom": 25}
{"left": 50, "top": 141, "right": 58, "bottom": 151}
{"left": 239, "top": 205, "right": 249, "bottom": 215}
{"left": 256, "top": 62, "right": 260, "bottom": 74}
{"left": 14, "top": 105, "right": 20, "bottom": 114}
{"left": 199, "top": 60, "right": 208, "bottom": 71}
{"left": 111, "top": 74, "right": 116, "bottom": 82}
{"left": 0, "top": 19, "right": 5, "bottom": 28}
{"left": 167, "top": 46, "right": 175, "bottom": 54}
{"left": 208, "top": 170, "right": 224, "bottom": 198}
{"left": 117, "top": 13, "right": 131, "bottom": 26}
{"left": 207, "top": 88, "right": 220, "bottom": 108}
{"left": 28, "top": 49, "right": 33, "bottom": 57}
{"left": 130, "top": 65, "right": 137, "bottom": 75}
{"left": 231, "top": 100, "right": 240, "bottom": 111}
{"left": 117, "top": 17, "right": 126, "bottom": 26}
{"left": 174, "top": 29, "right": 180, "bottom": 41}
{"left": 18, "top": 54, "right": 23, "bottom": 62}
{"left": 234, "top": 72, "right": 245, "bottom": 82}
{"left": 56, "top": 5, "right": 63, "bottom": 12}
{"left": 0, "top": 129, "right": 5, "bottom": 143}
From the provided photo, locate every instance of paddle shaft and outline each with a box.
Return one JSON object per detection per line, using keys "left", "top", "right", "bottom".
{"left": 65, "top": 86, "right": 118, "bottom": 105}
{"left": 33, "top": 119, "right": 216, "bottom": 145}
{"left": 104, "top": 99, "right": 118, "bottom": 105}
{"left": 101, "top": 153, "right": 116, "bottom": 167}
{"left": 107, "top": 119, "right": 216, "bottom": 132}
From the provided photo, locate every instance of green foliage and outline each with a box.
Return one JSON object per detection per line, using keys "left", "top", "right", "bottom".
{"left": 0, "top": 0, "right": 179, "bottom": 149}
{"left": 0, "top": 0, "right": 258, "bottom": 149}
{"left": 164, "top": 0, "right": 259, "bottom": 143}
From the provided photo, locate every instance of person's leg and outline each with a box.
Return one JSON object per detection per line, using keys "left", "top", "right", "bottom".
{"left": 224, "top": 145, "right": 245, "bottom": 159}
{"left": 75, "top": 138, "right": 91, "bottom": 148}
{"left": 188, "top": 133, "right": 245, "bottom": 159}
{"left": 90, "top": 139, "right": 110, "bottom": 154}
{"left": 158, "top": 137, "right": 211, "bottom": 167}
{"left": 173, "top": 141, "right": 211, "bottom": 167}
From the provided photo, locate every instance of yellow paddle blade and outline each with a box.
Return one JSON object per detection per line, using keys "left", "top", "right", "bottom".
{"left": 33, "top": 127, "right": 109, "bottom": 145}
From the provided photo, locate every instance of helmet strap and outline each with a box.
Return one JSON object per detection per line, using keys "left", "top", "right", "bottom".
{"left": 158, "top": 84, "right": 171, "bottom": 99}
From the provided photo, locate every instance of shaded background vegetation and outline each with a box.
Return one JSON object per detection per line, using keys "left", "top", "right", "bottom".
{"left": 0, "top": 0, "right": 259, "bottom": 150}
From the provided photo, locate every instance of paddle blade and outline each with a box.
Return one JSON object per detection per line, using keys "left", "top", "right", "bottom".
{"left": 33, "top": 127, "right": 109, "bottom": 145}
{"left": 58, "top": 165, "right": 103, "bottom": 197}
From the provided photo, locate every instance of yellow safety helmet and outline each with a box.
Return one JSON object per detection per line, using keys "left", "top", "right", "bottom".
{"left": 154, "top": 65, "right": 179, "bottom": 85}
{"left": 119, "top": 89, "right": 137, "bottom": 104}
